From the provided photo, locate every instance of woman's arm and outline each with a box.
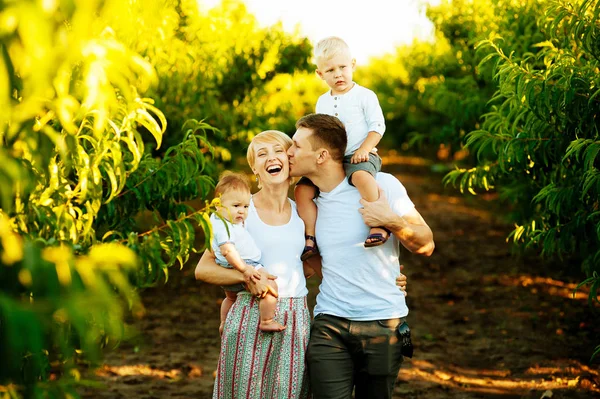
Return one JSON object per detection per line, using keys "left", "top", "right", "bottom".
{"left": 195, "top": 250, "right": 277, "bottom": 297}
{"left": 397, "top": 264, "right": 407, "bottom": 295}
{"left": 195, "top": 250, "right": 245, "bottom": 285}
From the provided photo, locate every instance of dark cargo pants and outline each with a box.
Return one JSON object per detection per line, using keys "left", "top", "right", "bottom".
{"left": 307, "top": 313, "right": 405, "bottom": 399}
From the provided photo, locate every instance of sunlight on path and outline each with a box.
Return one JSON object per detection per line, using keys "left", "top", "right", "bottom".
{"left": 399, "top": 359, "right": 600, "bottom": 395}
{"left": 97, "top": 363, "right": 203, "bottom": 380}
{"left": 489, "top": 274, "right": 593, "bottom": 301}
{"left": 381, "top": 152, "right": 433, "bottom": 166}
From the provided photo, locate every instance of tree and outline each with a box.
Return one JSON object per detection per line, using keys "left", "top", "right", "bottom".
{"left": 366, "top": 0, "right": 599, "bottom": 356}
{"left": 101, "top": 0, "right": 316, "bottom": 158}
{"left": 0, "top": 0, "right": 218, "bottom": 396}
{"left": 444, "top": 0, "right": 600, "bottom": 308}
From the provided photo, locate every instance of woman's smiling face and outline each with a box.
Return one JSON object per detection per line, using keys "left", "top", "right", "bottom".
{"left": 247, "top": 130, "right": 293, "bottom": 188}
{"left": 251, "top": 140, "right": 290, "bottom": 187}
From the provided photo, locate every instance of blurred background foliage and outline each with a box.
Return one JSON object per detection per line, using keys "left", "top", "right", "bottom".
{"left": 101, "top": 0, "right": 320, "bottom": 157}
{"left": 361, "top": 0, "right": 600, "bottom": 355}
{"left": 365, "top": 0, "right": 600, "bottom": 310}
{"left": 1, "top": 0, "right": 599, "bottom": 396}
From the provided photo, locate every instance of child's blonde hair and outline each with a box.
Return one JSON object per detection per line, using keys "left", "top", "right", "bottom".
{"left": 214, "top": 171, "right": 251, "bottom": 197}
{"left": 313, "top": 36, "right": 352, "bottom": 65}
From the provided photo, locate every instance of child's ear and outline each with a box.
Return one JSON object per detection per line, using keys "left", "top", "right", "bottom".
{"left": 352, "top": 58, "right": 356, "bottom": 70}
{"left": 316, "top": 69, "right": 324, "bottom": 80}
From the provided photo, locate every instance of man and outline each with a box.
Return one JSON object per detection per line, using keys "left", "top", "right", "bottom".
{"left": 288, "top": 113, "right": 434, "bottom": 399}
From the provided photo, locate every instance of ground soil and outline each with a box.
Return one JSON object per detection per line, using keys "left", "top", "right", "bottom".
{"left": 80, "top": 155, "right": 600, "bottom": 399}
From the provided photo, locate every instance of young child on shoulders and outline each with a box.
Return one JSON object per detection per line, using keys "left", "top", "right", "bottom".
{"left": 296, "top": 36, "right": 389, "bottom": 260}
{"left": 210, "top": 171, "right": 285, "bottom": 333}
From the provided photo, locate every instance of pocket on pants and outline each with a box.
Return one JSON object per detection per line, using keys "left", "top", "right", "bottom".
{"left": 364, "top": 319, "right": 404, "bottom": 376}
{"left": 376, "top": 318, "right": 403, "bottom": 330}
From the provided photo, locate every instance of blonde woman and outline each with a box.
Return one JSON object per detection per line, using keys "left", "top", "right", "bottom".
{"left": 196, "top": 130, "right": 311, "bottom": 398}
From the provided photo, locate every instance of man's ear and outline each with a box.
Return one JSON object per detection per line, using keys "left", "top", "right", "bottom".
{"left": 316, "top": 148, "right": 329, "bottom": 165}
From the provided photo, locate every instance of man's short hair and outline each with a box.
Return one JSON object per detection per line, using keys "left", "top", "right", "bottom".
{"left": 295, "top": 113, "right": 347, "bottom": 163}
{"left": 214, "top": 171, "right": 251, "bottom": 197}
{"left": 313, "top": 36, "right": 352, "bottom": 65}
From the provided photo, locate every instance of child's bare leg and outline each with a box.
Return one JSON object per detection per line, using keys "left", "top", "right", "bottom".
{"left": 258, "top": 279, "right": 286, "bottom": 332}
{"left": 351, "top": 171, "right": 390, "bottom": 245}
{"left": 220, "top": 291, "right": 238, "bottom": 335}
{"left": 295, "top": 184, "right": 319, "bottom": 260}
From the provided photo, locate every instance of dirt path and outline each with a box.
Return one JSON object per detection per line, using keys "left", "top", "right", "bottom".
{"left": 81, "top": 156, "right": 600, "bottom": 399}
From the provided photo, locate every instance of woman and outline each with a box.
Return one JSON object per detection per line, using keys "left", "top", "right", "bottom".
{"left": 195, "top": 130, "right": 406, "bottom": 398}
{"left": 196, "top": 130, "right": 311, "bottom": 398}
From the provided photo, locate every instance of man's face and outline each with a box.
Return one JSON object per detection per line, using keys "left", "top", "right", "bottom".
{"left": 288, "top": 127, "right": 318, "bottom": 178}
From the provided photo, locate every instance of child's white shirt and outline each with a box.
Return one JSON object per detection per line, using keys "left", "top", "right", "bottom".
{"left": 316, "top": 83, "right": 386, "bottom": 156}
{"left": 210, "top": 213, "right": 262, "bottom": 267}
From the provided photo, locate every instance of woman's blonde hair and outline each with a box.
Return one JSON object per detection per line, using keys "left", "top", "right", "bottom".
{"left": 246, "top": 130, "right": 294, "bottom": 188}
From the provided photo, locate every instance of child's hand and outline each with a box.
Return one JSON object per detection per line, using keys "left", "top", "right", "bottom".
{"left": 351, "top": 148, "right": 370, "bottom": 164}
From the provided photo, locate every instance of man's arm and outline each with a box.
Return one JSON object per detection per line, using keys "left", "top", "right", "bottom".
{"left": 359, "top": 187, "right": 434, "bottom": 256}
{"left": 303, "top": 255, "right": 323, "bottom": 279}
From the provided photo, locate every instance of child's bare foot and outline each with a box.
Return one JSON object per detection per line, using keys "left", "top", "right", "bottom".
{"left": 364, "top": 226, "right": 391, "bottom": 248}
{"left": 259, "top": 319, "right": 286, "bottom": 332}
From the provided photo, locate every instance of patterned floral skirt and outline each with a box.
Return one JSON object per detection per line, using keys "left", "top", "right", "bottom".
{"left": 213, "top": 292, "right": 311, "bottom": 399}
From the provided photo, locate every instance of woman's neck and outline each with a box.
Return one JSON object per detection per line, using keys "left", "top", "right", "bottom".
{"left": 253, "top": 184, "right": 290, "bottom": 212}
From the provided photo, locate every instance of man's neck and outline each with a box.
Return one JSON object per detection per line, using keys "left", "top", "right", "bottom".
{"left": 307, "top": 164, "right": 346, "bottom": 193}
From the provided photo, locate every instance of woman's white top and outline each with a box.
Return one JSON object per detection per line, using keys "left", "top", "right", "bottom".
{"left": 246, "top": 198, "right": 308, "bottom": 298}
